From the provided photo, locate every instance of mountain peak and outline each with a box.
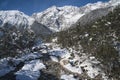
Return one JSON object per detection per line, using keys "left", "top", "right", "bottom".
{"left": 32, "top": 2, "right": 111, "bottom": 32}
{"left": 32, "top": 5, "right": 81, "bottom": 32}
{"left": 0, "top": 10, "right": 25, "bottom": 17}
{"left": 46, "top": 6, "right": 58, "bottom": 11}
{"left": 0, "top": 10, "right": 35, "bottom": 29}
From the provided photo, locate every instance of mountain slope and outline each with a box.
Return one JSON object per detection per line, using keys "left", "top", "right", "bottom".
{"left": 32, "top": 2, "right": 108, "bottom": 32}
{"left": 32, "top": 0, "right": 120, "bottom": 32}
{"left": 73, "top": 7, "right": 112, "bottom": 27}
{"left": 0, "top": 10, "right": 51, "bottom": 37}
{"left": 32, "top": 6, "right": 83, "bottom": 32}
{"left": 0, "top": 10, "right": 34, "bottom": 30}
{"left": 57, "top": 6, "right": 120, "bottom": 79}
{"left": 30, "top": 21, "right": 52, "bottom": 38}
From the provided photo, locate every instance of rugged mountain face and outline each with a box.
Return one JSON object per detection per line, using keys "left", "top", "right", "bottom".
{"left": 0, "top": 0, "right": 120, "bottom": 33}
{"left": 32, "top": 2, "right": 108, "bottom": 32}
{"left": 32, "top": 6, "right": 82, "bottom": 32}
{"left": 1, "top": 0, "right": 120, "bottom": 34}
{"left": 32, "top": 1, "right": 119, "bottom": 32}
{"left": 0, "top": 10, "right": 34, "bottom": 30}
{"left": 0, "top": 10, "right": 51, "bottom": 37}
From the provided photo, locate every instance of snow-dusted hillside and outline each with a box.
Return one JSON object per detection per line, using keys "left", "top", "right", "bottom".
{"left": 32, "top": 3, "right": 107, "bottom": 32}
{"left": 0, "top": 10, "right": 51, "bottom": 36}
{"left": 0, "top": 41, "right": 109, "bottom": 80}
{"left": 32, "top": 6, "right": 82, "bottom": 32}
{"left": 0, "top": 0, "right": 119, "bottom": 33}
{"left": 32, "top": 0, "right": 120, "bottom": 32}
{"left": 0, "top": 10, "right": 34, "bottom": 30}
{"left": 57, "top": 4, "right": 120, "bottom": 80}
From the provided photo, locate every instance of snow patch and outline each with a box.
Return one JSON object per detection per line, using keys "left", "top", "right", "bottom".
{"left": 0, "top": 58, "right": 16, "bottom": 77}
{"left": 49, "top": 48, "right": 70, "bottom": 59}
{"left": 61, "top": 74, "right": 77, "bottom": 80}
{"left": 50, "top": 56, "right": 59, "bottom": 62}
{"left": 19, "top": 53, "right": 42, "bottom": 61}
{"left": 15, "top": 60, "right": 45, "bottom": 80}
{"left": 64, "top": 63, "right": 83, "bottom": 74}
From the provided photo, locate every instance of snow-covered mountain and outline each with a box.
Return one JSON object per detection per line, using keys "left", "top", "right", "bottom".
{"left": 32, "top": 0, "right": 120, "bottom": 32}
{"left": 0, "top": 0, "right": 120, "bottom": 33}
{"left": 74, "top": 0, "right": 120, "bottom": 26}
{"left": 0, "top": 10, "right": 34, "bottom": 30}
{"left": 0, "top": 10, "right": 51, "bottom": 36}
{"left": 32, "top": 6, "right": 82, "bottom": 32}
{"left": 0, "top": 0, "right": 120, "bottom": 80}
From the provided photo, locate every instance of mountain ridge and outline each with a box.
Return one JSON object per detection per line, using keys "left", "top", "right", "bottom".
{"left": 0, "top": 10, "right": 51, "bottom": 38}
{"left": 0, "top": 0, "right": 120, "bottom": 33}
{"left": 32, "top": 0, "right": 120, "bottom": 32}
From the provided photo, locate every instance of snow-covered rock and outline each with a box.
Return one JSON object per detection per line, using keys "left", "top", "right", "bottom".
{"left": 50, "top": 56, "right": 59, "bottom": 62}
{"left": 15, "top": 60, "right": 45, "bottom": 80}
{"left": 49, "top": 48, "right": 70, "bottom": 59}
{"left": 19, "top": 53, "right": 42, "bottom": 61}
{"left": 0, "top": 52, "right": 43, "bottom": 78}
{"left": 80, "top": 59, "right": 101, "bottom": 78}
{"left": 63, "top": 63, "right": 83, "bottom": 74}
{"left": 61, "top": 74, "right": 77, "bottom": 80}
{"left": 0, "top": 58, "right": 16, "bottom": 77}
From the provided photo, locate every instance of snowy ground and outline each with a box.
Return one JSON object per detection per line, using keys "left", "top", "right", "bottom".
{"left": 61, "top": 74, "right": 78, "bottom": 80}
{"left": 0, "top": 41, "right": 108, "bottom": 80}
{"left": 0, "top": 58, "right": 16, "bottom": 77}
{"left": 46, "top": 42, "right": 108, "bottom": 79}
{"left": 0, "top": 53, "right": 44, "bottom": 80}
{"left": 15, "top": 60, "right": 45, "bottom": 80}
